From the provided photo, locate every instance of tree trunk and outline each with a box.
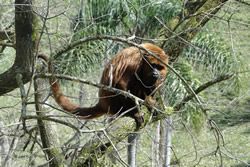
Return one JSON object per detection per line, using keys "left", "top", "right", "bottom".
{"left": 159, "top": 120, "right": 167, "bottom": 167}
{"left": 164, "top": 117, "right": 173, "bottom": 167}
{"left": 0, "top": 122, "right": 10, "bottom": 167}
{"left": 34, "top": 57, "right": 64, "bottom": 167}
{"left": 0, "top": 0, "right": 35, "bottom": 95}
{"left": 127, "top": 133, "right": 139, "bottom": 167}
{"left": 152, "top": 121, "right": 161, "bottom": 167}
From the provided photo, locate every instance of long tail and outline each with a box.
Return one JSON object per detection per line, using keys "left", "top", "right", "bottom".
{"left": 38, "top": 54, "right": 105, "bottom": 118}
{"left": 50, "top": 80, "right": 79, "bottom": 111}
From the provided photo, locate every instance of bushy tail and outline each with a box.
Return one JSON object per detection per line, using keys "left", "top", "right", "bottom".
{"left": 38, "top": 54, "right": 104, "bottom": 118}
{"left": 38, "top": 53, "right": 79, "bottom": 112}
{"left": 50, "top": 79, "right": 79, "bottom": 112}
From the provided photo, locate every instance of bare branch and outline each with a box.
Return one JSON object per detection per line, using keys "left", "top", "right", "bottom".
{"left": 235, "top": 0, "right": 250, "bottom": 6}
{"left": 16, "top": 73, "right": 28, "bottom": 132}
{"left": 0, "top": 30, "right": 14, "bottom": 41}
{"left": 174, "top": 73, "right": 234, "bottom": 111}
{"left": 24, "top": 115, "right": 80, "bottom": 133}
{"left": 0, "top": 42, "right": 15, "bottom": 48}
{"left": 35, "top": 72, "right": 144, "bottom": 105}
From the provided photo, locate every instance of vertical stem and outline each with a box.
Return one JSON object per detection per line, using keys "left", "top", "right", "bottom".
{"left": 0, "top": 122, "right": 10, "bottom": 167}
{"left": 34, "top": 57, "right": 64, "bottom": 167}
{"left": 153, "top": 121, "right": 161, "bottom": 167}
{"left": 79, "top": 84, "right": 84, "bottom": 105}
{"left": 164, "top": 117, "right": 172, "bottom": 167}
{"left": 159, "top": 120, "right": 167, "bottom": 167}
{"left": 127, "top": 133, "right": 139, "bottom": 167}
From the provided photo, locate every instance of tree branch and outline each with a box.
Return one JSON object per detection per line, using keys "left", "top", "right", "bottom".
{"left": 235, "top": 0, "right": 250, "bottom": 6}
{"left": 0, "top": 42, "right": 14, "bottom": 48}
{"left": 174, "top": 73, "right": 234, "bottom": 111}
{"left": 160, "top": 0, "right": 229, "bottom": 62}
{"left": 0, "top": 30, "right": 14, "bottom": 41}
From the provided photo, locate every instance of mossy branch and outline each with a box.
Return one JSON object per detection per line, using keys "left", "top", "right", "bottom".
{"left": 159, "top": 0, "right": 229, "bottom": 62}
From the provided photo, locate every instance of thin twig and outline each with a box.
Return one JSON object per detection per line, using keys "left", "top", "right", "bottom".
{"left": 235, "top": 0, "right": 250, "bottom": 6}
{"left": 2, "top": 120, "right": 21, "bottom": 167}
{"left": 35, "top": 73, "right": 144, "bottom": 105}
{"left": 102, "top": 129, "right": 129, "bottom": 167}
{"left": 24, "top": 115, "right": 80, "bottom": 133}
{"left": 16, "top": 73, "right": 27, "bottom": 132}
{"left": 0, "top": 42, "right": 14, "bottom": 48}
{"left": 174, "top": 73, "right": 234, "bottom": 111}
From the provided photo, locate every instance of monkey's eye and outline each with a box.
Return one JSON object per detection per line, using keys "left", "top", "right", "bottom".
{"left": 151, "top": 63, "right": 164, "bottom": 70}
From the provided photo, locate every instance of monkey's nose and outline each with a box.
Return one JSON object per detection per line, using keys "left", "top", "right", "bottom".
{"left": 152, "top": 69, "right": 160, "bottom": 78}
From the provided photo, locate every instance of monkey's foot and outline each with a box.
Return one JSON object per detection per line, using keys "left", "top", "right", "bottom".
{"left": 134, "top": 112, "right": 144, "bottom": 131}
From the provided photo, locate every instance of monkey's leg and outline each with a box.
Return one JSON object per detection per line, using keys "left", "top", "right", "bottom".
{"left": 133, "top": 112, "right": 144, "bottom": 131}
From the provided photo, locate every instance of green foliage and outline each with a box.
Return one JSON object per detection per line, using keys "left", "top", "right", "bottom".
{"left": 164, "top": 60, "right": 199, "bottom": 106}
{"left": 54, "top": 41, "right": 111, "bottom": 76}
{"left": 125, "top": 0, "right": 181, "bottom": 37}
{"left": 55, "top": 0, "right": 181, "bottom": 76}
{"left": 162, "top": 59, "right": 205, "bottom": 131}
{"left": 183, "top": 33, "right": 241, "bottom": 95}
{"left": 181, "top": 104, "right": 205, "bottom": 133}
{"left": 183, "top": 33, "right": 236, "bottom": 75}
{"left": 164, "top": 32, "right": 241, "bottom": 131}
{"left": 72, "top": 0, "right": 181, "bottom": 36}
{"left": 73, "top": 0, "right": 129, "bottom": 34}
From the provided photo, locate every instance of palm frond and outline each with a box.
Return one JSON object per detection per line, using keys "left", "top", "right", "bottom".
{"left": 183, "top": 33, "right": 235, "bottom": 75}
{"left": 55, "top": 0, "right": 181, "bottom": 75}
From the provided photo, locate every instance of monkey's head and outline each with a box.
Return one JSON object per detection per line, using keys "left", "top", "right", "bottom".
{"left": 139, "top": 43, "right": 168, "bottom": 89}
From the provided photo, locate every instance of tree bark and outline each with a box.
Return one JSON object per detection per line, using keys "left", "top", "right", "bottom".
{"left": 159, "top": 0, "right": 229, "bottom": 62}
{"left": 164, "top": 117, "right": 173, "bottom": 167}
{"left": 159, "top": 120, "right": 167, "bottom": 167}
{"left": 127, "top": 133, "right": 139, "bottom": 167}
{"left": 0, "top": 122, "right": 10, "bottom": 167}
{"left": 34, "top": 57, "right": 64, "bottom": 167}
{"left": 0, "top": 0, "right": 35, "bottom": 95}
{"left": 153, "top": 121, "right": 161, "bottom": 167}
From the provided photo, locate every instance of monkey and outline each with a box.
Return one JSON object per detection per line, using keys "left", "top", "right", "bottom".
{"left": 43, "top": 43, "right": 168, "bottom": 129}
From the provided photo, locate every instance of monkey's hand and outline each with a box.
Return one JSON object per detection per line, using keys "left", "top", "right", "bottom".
{"left": 144, "top": 96, "right": 156, "bottom": 107}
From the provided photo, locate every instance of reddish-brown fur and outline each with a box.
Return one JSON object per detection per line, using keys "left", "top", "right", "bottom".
{"left": 48, "top": 43, "right": 168, "bottom": 129}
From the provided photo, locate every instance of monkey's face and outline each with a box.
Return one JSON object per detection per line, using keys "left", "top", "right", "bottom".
{"left": 141, "top": 54, "right": 168, "bottom": 88}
